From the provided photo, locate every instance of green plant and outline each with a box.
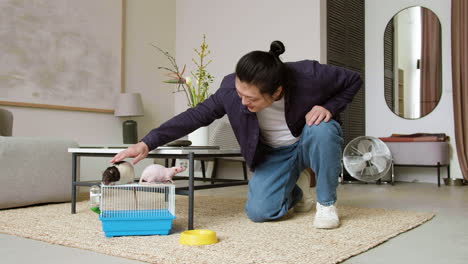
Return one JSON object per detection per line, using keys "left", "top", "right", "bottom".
{"left": 152, "top": 34, "right": 214, "bottom": 108}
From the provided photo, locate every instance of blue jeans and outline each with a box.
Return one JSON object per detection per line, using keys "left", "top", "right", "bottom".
{"left": 245, "top": 120, "right": 343, "bottom": 222}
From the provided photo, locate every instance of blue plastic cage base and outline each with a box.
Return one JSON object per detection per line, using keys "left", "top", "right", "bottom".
{"left": 99, "top": 209, "right": 175, "bottom": 237}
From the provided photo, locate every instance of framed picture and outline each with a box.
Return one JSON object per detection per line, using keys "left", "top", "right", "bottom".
{"left": 0, "top": 0, "right": 123, "bottom": 113}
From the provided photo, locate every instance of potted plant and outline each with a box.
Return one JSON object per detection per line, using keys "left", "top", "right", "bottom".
{"left": 153, "top": 34, "right": 214, "bottom": 145}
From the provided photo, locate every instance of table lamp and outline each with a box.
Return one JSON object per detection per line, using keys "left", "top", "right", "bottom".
{"left": 114, "top": 93, "right": 144, "bottom": 144}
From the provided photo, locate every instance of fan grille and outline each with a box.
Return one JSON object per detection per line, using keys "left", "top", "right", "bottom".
{"left": 343, "top": 136, "right": 392, "bottom": 182}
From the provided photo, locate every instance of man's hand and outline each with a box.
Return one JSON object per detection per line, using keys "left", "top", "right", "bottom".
{"left": 305, "top": 105, "right": 332, "bottom": 126}
{"left": 110, "top": 142, "right": 149, "bottom": 165}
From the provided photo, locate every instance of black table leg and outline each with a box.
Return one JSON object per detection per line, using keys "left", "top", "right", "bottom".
{"left": 437, "top": 162, "right": 441, "bottom": 187}
{"left": 242, "top": 161, "right": 248, "bottom": 180}
{"left": 71, "top": 153, "right": 77, "bottom": 214}
{"left": 201, "top": 160, "right": 206, "bottom": 181}
{"left": 211, "top": 158, "right": 218, "bottom": 185}
{"left": 188, "top": 152, "right": 195, "bottom": 230}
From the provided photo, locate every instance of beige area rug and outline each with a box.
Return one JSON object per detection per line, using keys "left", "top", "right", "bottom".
{"left": 0, "top": 196, "right": 434, "bottom": 264}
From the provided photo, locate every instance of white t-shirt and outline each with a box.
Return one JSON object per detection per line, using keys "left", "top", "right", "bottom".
{"left": 256, "top": 97, "right": 299, "bottom": 148}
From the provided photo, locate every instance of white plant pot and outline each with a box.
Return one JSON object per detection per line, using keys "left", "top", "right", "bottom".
{"left": 188, "top": 126, "right": 209, "bottom": 146}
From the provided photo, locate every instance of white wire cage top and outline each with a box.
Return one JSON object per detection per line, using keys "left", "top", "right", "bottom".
{"left": 99, "top": 184, "right": 175, "bottom": 218}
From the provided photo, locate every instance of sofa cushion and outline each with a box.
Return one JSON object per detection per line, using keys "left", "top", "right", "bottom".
{"left": 0, "top": 136, "right": 78, "bottom": 209}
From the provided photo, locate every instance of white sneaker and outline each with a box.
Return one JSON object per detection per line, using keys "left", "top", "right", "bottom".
{"left": 294, "top": 169, "right": 314, "bottom": 212}
{"left": 313, "top": 203, "right": 340, "bottom": 229}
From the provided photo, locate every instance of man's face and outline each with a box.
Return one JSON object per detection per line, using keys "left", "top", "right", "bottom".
{"left": 235, "top": 77, "right": 282, "bottom": 112}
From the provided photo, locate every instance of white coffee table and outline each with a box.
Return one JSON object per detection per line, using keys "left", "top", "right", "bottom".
{"left": 68, "top": 146, "right": 247, "bottom": 230}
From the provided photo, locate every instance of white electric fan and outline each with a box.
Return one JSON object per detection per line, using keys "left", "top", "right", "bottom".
{"left": 342, "top": 136, "right": 393, "bottom": 182}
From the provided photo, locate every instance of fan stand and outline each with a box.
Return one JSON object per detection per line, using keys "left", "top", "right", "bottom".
{"left": 339, "top": 160, "right": 395, "bottom": 185}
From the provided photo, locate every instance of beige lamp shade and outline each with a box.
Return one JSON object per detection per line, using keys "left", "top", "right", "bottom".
{"left": 114, "top": 93, "right": 144, "bottom": 117}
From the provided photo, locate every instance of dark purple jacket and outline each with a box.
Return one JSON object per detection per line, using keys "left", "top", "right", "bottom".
{"left": 141, "top": 60, "right": 362, "bottom": 170}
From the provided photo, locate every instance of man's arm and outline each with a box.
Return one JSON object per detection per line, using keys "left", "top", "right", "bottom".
{"left": 320, "top": 65, "right": 363, "bottom": 117}
{"left": 110, "top": 90, "right": 226, "bottom": 165}
{"left": 140, "top": 89, "right": 227, "bottom": 151}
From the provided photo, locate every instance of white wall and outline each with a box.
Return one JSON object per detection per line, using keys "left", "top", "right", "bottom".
{"left": 171, "top": 0, "right": 326, "bottom": 179}
{"left": 174, "top": 0, "right": 327, "bottom": 114}
{"left": 366, "top": 0, "right": 462, "bottom": 182}
{"left": 80, "top": 0, "right": 177, "bottom": 181}
{"left": 124, "top": 0, "right": 176, "bottom": 139}
{"left": 1, "top": 0, "right": 176, "bottom": 181}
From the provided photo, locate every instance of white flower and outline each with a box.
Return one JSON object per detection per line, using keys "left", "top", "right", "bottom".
{"left": 185, "top": 76, "right": 192, "bottom": 86}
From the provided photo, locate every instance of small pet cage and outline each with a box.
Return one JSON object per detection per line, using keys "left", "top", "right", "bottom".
{"left": 99, "top": 183, "right": 175, "bottom": 237}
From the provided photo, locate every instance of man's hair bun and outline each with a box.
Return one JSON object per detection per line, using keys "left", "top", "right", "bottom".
{"left": 269, "top": 40, "right": 285, "bottom": 57}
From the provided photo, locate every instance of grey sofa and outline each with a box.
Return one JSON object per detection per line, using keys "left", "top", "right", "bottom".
{"left": 0, "top": 108, "right": 78, "bottom": 209}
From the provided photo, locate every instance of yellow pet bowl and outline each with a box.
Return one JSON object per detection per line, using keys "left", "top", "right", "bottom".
{"left": 179, "top": 229, "right": 218, "bottom": 246}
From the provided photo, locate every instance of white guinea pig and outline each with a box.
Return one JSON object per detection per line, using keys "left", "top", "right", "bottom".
{"left": 139, "top": 164, "right": 186, "bottom": 184}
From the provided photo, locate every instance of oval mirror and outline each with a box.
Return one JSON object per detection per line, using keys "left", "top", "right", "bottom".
{"left": 383, "top": 6, "right": 442, "bottom": 119}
